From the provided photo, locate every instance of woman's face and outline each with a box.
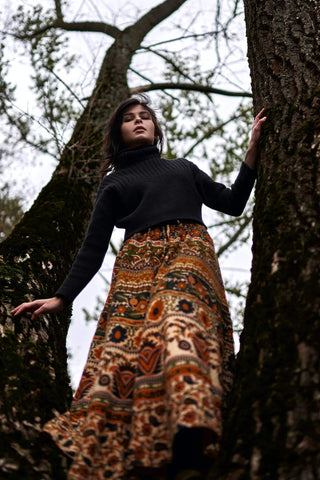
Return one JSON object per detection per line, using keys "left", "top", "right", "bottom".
{"left": 120, "top": 104, "right": 155, "bottom": 149}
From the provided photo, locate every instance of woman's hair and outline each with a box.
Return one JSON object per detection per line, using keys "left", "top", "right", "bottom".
{"left": 100, "top": 94, "right": 164, "bottom": 177}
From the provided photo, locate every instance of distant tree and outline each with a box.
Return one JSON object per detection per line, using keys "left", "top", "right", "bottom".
{"left": 0, "top": 184, "right": 24, "bottom": 241}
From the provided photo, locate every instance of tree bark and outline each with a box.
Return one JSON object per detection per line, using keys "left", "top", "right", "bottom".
{"left": 0, "top": 1, "right": 187, "bottom": 478}
{"left": 210, "top": 1, "right": 320, "bottom": 479}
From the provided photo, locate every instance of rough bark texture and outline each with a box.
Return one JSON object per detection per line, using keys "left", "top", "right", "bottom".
{"left": 0, "top": 1, "right": 187, "bottom": 478}
{"left": 209, "top": 1, "right": 320, "bottom": 479}
{"left": 0, "top": 47, "right": 130, "bottom": 480}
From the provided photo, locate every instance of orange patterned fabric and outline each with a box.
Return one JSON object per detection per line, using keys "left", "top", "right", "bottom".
{"left": 44, "top": 222, "right": 234, "bottom": 479}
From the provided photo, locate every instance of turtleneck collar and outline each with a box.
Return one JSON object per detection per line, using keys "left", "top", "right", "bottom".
{"left": 115, "top": 144, "right": 161, "bottom": 170}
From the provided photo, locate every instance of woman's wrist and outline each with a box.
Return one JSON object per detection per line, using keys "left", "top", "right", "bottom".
{"left": 245, "top": 143, "right": 259, "bottom": 169}
{"left": 54, "top": 295, "right": 66, "bottom": 307}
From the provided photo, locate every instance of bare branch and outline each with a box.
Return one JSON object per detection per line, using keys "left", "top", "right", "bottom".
{"left": 131, "top": 82, "right": 252, "bottom": 98}
{"left": 15, "top": 136, "right": 55, "bottom": 158}
{"left": 129, "top": 67, "right": 154, "bottom": 85}
{"left": 109, "top": 240, "right": 119, "bottom": 257}
{"left": 1, "top": 26, "right": 53, "bottom": 40}
{"left": 183, "top": 108, "right": 251, "bottom": 157}
{"left": 207, "top": 217, "right": 245, "bottom": 229}
{"left": 142, "top": 47, "right": 204, "bottom": 90}
{"left": 43, "top": 66, "right": 85, "bottom": 109}
{"left": 216, "top": 215, "right": 252, "bottom": 257}
{"left": 1, "top": 94, "right": 62, "bottom": 157}
{"left": 139, "top": 46, "right": 214, "bottom": 104}
{"left": 141, "top": 30, "right": 221, "bottom": 49}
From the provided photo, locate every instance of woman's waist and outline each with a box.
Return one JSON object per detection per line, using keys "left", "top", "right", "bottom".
{"left": 124, "top": 218, "right": 206, "bottom": 242}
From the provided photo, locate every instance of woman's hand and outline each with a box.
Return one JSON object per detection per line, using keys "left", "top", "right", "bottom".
{"left": 11, "top": 296, "right": 65, "bottom": 321}
{"left": 245, "top": 108, "right": 267, "bottom": 169}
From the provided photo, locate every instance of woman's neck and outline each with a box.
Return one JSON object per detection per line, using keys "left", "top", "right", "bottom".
{"left": 115, "top": 144, "right": 161, "bottom": 169}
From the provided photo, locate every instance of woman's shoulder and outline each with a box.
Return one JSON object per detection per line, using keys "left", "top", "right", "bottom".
{"left": 94, "top": 171, "right": 123, "bottom": 199}
{"left": 163, "top": 156, "right": 195, "bottom": 169}
{"left": 171, "top": 157, "right": 200, "bottom": 177}
{"left": 100, "top": 167, "right": 129, "bottom": 186}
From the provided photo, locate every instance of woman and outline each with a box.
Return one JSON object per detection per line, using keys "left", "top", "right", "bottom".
{"left": 12, "top": 96, "right": 266, "bottom": 480}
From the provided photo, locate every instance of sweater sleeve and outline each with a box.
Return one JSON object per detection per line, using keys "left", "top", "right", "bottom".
{"left": 192, "top": 162, "right": 256, "bottom": 216}
{"left": 55, "top": 181, "right": 117, "bottom": 305}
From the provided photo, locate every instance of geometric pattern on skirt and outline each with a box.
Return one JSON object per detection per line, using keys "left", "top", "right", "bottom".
{"left": 43, "top": 222, "right": 234, "bottom": 479}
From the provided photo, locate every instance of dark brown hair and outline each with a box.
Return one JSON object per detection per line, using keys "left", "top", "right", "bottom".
{"left": 100, "top": 94, "right": 164, "bottom": 177}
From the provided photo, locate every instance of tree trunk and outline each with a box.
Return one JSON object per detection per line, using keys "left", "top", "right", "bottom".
{"left": 0, "top": 2, "right": 187, "bottom": 477}
{"left": 210, "top": 1, "right": 320, "bottom": 479}
{"left": 0, "top": 45, "right": 130, "bottom": 480}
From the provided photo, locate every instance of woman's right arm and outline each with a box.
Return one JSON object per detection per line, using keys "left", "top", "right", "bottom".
{"left": 11, "top": 296, "right": 65, "bottom": 320}
{"left": 54, "top": 183, "right": 117, "bottom": 304}
{"left": 12, "top": 181, "right": 118, "bottom": 316}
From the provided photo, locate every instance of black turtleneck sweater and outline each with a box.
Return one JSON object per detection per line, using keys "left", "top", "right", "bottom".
{"left": 56, "top": 145, "right": 256, "bottom": 304}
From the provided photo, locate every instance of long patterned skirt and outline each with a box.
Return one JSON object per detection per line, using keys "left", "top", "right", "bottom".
{"left": 44, "top": 222, "right": 234, "bottom": 479}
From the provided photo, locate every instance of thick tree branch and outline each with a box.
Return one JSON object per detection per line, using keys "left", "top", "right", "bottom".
{"left": 125, "top": 0, "right": 188, "bottom": 47}
{"left": 52, "top": 0, "right": 121, "bottom": 38}
{"left": 54, "top": 0, "right": 63, "bottom": 22}
{"left": 53, "top": 20, "right": 121, "bottom": 37}
{"left": 5, "top": 20, "right": 121, "bottom": 40}
{"left": 9, "top": 0, "right": 188, "bottom": 43}
{"left": 131, "top": 82, "right": 252, "bottom": 97}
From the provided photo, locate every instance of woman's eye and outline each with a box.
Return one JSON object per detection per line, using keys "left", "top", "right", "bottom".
{"left": 122, "top": 112, "right": 151, "bottom": 122}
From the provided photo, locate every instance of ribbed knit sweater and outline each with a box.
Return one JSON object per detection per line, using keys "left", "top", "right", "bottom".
{"left": 56, "top": 145, "right": 256, "bottom": 304}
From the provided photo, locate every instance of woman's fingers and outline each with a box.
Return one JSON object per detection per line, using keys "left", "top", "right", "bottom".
{"left": 245, "top": 108, "right": 267, "bottom": 169}
{"left": 254, "top": 110, "right": 267, "bottom": 128}
{"left": 11, "top": 297, "right": 64, "bottom": 319}
{"left": 255, "top": 108, "right": 266, "bottom": 119}
{"left": 250, "top": 109, "right": 267, "bottom": 143}
{"left": 11, "top": 300, "right": 46, "bottom": 316}
{"left": 31, "top": 304, "right": 49, "bottom": 320}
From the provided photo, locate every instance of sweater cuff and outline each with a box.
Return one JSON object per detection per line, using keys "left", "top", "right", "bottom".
{"left": 54, "top": 292, "right": 71, "bottom": 307}
{"left": 241, "top": 161, "right": 257, "bottom": 178}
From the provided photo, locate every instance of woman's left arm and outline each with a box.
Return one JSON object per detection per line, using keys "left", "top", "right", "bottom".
{"left": 245, "top": 108, "right": 267, "bottom": 170}
{"left": 192, "top": 109, "right": 267, "bottom": 216}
